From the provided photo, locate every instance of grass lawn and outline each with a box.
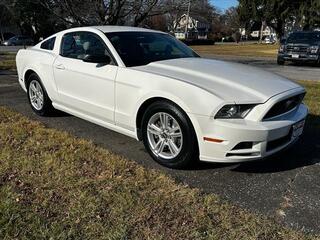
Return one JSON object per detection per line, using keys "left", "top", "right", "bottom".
{"left": 191, "top": 44, "right": 279, "bottom": 58}
{"left": 0, "top": 81, "right": 319, "bottom": 239}
{"left": 0, "top": 52, "right": 16, "bottom": 71}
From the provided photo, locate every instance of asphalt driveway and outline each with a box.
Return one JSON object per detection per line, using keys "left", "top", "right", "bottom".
{"left": 204, "top": 54, "right": 320, "bottom": 82}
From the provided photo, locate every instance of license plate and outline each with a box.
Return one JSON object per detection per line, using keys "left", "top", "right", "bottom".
{"left": 292, "top": 54, "right": 300, "bottom": 59}
{"left": 292, "top": 120, "right": 305, "bottom": 139}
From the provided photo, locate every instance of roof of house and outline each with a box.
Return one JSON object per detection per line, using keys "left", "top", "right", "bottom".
{"left": 180, "top": 14, "right": 210, "bottom": 24}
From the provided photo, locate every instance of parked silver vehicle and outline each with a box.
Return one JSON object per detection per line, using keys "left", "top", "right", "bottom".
{"left": 3, "top": 35, "right": 34, "bottom": 46}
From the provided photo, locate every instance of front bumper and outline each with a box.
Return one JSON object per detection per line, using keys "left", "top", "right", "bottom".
{"left": 278, "top": 53, "right": 319, "bottom": 62}
{"left": 194, "top": 103, "right": 308, "bottom": 163}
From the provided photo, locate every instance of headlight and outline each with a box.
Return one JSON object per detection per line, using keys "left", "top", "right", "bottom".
{"left": 309, "top": 46, "right": 319, "bottom": 54}
{"left": 279, "top": 45, "right": 285, "bottom": 53}
{"left": 215, "top": 104, "right": 256, "bottom": 119}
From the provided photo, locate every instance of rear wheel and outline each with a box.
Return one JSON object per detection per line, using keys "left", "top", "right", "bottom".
{"left": 27, "top": 73, "right": 54, "bottom": 116}
{"left": 141, "top": 101, "right": 198, "bottom": 169}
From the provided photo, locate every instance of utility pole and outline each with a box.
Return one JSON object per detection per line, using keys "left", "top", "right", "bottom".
{"left": 184, "top": 0, "right": 191, "bottom": 40}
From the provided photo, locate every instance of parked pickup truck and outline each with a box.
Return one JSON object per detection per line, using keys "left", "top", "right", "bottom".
{"left": 277, "top": 31, "right": 320, "bottom": 65}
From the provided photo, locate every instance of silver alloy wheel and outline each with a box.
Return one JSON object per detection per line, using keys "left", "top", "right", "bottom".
{"left": 147, "top": 112, "right": 183, "bottom": 159}
{"left": 29, "top": 80, "right": 44, "bottom": 111}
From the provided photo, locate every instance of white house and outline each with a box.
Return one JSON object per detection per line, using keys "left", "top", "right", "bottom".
{"left": 250, "top": 26, "right": 275, "bottom": 38}
{"left": 173, "top": 14, "right": 211, "bottom": 40}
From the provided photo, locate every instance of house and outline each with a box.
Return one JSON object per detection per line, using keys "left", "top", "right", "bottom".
{"left": 250, "top": 26, "right": 275, "bottom": 38}
{"left": 239, "top": 21, "right": 277, "bottom": 40}
{"left": 173, "top": 14, "right": 211, "bottom": 40}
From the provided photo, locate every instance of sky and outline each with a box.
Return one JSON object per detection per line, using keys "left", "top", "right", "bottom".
{"left": 210, "top": 0, "right": 239, "bottom": 11}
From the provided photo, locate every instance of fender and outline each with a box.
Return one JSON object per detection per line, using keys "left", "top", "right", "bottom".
{"left": 133, "top": 91, "right": 205, "bottom": 146}
{"left": 21, "top": 52, "right": 59, "bottom": 101}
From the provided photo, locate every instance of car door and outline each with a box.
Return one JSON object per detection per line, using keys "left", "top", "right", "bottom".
{"left": 53, "top": 31, "right": 118, "bottom": 124}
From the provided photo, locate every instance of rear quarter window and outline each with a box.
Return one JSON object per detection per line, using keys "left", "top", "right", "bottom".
{"left": 41, "top": 37, "right": 56, "bottom": 50}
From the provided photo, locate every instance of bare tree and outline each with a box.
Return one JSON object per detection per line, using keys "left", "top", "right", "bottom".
{"left": 165, "top": 0, "right": 189, "bottom": 33}
{"left": 0, "top": 4, "right": 13, "bottom": 41}
{"left": 37, "top": 0, "right": 170, "bottom": 27}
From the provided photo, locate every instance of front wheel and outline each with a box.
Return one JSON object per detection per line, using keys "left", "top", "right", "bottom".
{"left": 141, "top": 101, "right": 198, "bottom": 169}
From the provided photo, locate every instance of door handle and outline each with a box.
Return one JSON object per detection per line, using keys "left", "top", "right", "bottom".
{"left": 54, "top": 63, "right": 65, "bottom": 70}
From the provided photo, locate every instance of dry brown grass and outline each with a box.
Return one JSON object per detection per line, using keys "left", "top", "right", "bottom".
{"left": 0, "top": 53, "right": 16, "bottom": 71}
{"left": 191, "top": 44, "right": 279, "bottom": 58}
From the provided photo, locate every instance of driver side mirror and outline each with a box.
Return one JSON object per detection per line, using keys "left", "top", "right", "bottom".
{"left": 83, "top": 54, "right": 111, "bottom": 64}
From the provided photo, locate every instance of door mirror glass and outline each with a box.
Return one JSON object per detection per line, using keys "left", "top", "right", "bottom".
{"left": 83, "top": 54, "right": 111, "bottom": 64}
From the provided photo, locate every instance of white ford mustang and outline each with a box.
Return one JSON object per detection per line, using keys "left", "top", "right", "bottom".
{"left": 16, "top": 26, "right": 308, "bottom": 168}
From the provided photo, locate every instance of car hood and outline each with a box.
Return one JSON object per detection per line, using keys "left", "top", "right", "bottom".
{"left": 134, "top": 58, "right": 302, "bottom": 103}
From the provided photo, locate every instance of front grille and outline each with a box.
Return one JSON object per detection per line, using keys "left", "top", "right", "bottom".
{"left": 286, "top": 45, "right": 308, "bottom": 53}
{"left": 263, "top": 93, "right": 305, "bottom": 120}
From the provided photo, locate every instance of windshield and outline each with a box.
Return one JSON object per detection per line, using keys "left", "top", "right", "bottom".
{"left": 105, "top": 31, "right": 199, "bottom": 67}
{"left": 287, "top": 32, "right": 320, "bottom": 44}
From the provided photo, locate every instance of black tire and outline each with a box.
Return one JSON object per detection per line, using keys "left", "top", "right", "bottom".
{"left": 277, "top": 57, "right": 285, "bottom": 65}
{"left": 141, "top": 100, "right": 198, "bottom": 169}
{"left": 27, "top": 73, "right": 54, "bottom": 116}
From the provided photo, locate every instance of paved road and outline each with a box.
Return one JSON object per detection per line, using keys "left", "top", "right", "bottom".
{"left": 204, "top": 54, "right": 320, "bottom": 81}
{"left": 0, "top": 73, "right": 320, "bottom": 233}
{"left": 0, "top": 45, "right": 30, "bottom": 52}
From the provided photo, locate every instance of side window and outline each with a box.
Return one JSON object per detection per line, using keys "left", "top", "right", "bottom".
{"left": 40, "top": 37, "right": 56, "bottom": 50}
{"left": 60, "top": 31, "right": 113, "bottom": 62}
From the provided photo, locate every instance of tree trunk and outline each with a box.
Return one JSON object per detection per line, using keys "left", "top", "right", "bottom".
{"left": 259, "top": 20, "right": 266, "bottom": 43}
{"left": 275, "top": 19, "right": 284, "bottom": 38}
{"left": 0, "top": 8, "right": 4, "bottom": 42}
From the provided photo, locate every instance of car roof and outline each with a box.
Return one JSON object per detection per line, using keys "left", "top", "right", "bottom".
{"left": 56, "top": 26, "right": 165, "bottom": 37}
{"left": 92, "top": 25, "right": 162, "bottom": 33}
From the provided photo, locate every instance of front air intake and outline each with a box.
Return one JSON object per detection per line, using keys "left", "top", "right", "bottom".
{"left": 263, "top": 93, "right": 305, "bottom": 120}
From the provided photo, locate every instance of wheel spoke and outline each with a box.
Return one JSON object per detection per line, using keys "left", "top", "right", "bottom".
{"left": 35, "top": 99, "right": 40, "bottom": 109}
{"left": 159, "top": 113, "right": 166, "bottom": 129}
{"left": 30, "top": 95, "right": 36, "bottom": 102}
{"left": 148, "top": 124, "right": 162, "bottom": 135}
{"left": 170, "top": 131, "right": 182, "bottom": 138}
{"left": 168, "top": 139, "right": 179, "bottom": 155}
{"left": 164, "top": 114, "right": 169, "bottom": 129}
{"left": 30, "top": 83, "right": 37, "bottom": 93}
{"left": 154, "top": 139, "right": 165, "bottom": 154}
{"left": 35, "top": 82, "right": 41, "bottom": 92}
{"left": 38, "top": 93, "right": 44, "bottom": 101}
{"left": 169, "top": 125, "right": 179, "bottom": 133}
